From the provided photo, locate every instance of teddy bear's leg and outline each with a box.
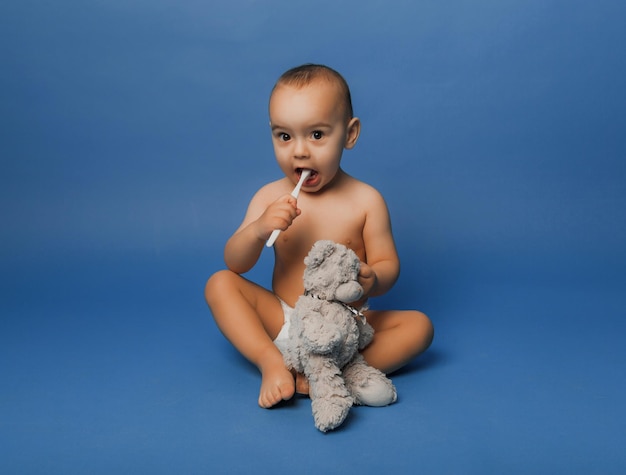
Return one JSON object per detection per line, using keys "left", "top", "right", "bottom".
{"left": 304, "top": 354, "right": 354, "bottom": 432}
{"left": 342, "top": 354, "right": 398, "bottom": 407}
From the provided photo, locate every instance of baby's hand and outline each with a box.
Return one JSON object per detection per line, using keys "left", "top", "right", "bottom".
{"left": 256, "top": 194, "right": 300, "bottom": 240}
{"left": 357, "top": 262, "right": 377, "bottom": 300}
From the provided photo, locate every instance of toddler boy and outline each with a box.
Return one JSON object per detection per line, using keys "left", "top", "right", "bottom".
{"left": 205, "top": 64, "right": 434, "bottom": 408}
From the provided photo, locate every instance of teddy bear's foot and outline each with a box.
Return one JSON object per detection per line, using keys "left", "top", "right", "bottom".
{"left": 350, "top": 377, "right": 397, "bottom": 406}
{"left": 311, "top": 393, "right": 354, "bottom": 432}
{"left": 343, "top": 355, "right": 397, "bottom": 407}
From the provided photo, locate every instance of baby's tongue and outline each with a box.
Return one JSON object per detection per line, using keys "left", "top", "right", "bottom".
{"left": 304, "top": 170, "right": 317, "bottom": 184}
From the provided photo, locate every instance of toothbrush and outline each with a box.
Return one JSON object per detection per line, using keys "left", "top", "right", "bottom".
{"left": 265, "top": 169, "right": 311, "bottom": 247}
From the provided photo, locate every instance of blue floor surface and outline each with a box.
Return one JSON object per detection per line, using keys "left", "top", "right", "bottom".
{"left": 2, "top": 250, "right": 624, "bottom": 473}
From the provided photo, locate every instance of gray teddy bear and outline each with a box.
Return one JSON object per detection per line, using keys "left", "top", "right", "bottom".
{"left": 282, "top": 240, "right": 397, "bottom": 432}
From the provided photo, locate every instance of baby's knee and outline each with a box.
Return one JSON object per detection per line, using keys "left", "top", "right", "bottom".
{"left": 204, "top": 269, "right": 237, "bottom": 305}
{"left": 408, "top": 310, "right": 434, "bottom": 351}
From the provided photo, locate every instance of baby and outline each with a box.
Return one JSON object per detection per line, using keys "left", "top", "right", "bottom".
{"left": 205, "top": 64, "right": 434, "bottom": 408}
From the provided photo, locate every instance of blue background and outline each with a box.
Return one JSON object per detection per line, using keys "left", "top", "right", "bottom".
{"left": 2, "top": 0, "right": 625, "bottom": 473}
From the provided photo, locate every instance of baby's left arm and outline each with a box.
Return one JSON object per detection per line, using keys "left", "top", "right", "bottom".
{"left": 359, "top": 190, "right": 400, "bottom": 298}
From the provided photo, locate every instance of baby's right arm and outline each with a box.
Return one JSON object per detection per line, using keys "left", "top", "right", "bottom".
{"left": 224, "top": 189, "right": 300, "bottom": 274}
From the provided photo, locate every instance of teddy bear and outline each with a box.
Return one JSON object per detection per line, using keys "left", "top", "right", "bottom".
{"left": 281, "top": 240, "right": 397, "bottom": 432}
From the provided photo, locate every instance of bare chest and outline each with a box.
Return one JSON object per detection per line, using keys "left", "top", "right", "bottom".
{"left": 279, "top": 199, "right": 366, "bottom": 259}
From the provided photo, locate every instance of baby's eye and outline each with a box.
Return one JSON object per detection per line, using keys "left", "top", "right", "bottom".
{"left": 279, "top": 133, "right": 291, "bottom": 141}
{"left": 311, "top": 130, "right": 324, "bottom": 140}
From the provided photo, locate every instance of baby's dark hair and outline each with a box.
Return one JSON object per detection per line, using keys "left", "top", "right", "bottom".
{"left": 272, "top": 64, "right": 354, "bottom": 119}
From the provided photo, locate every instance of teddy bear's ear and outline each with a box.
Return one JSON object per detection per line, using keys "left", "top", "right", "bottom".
{"left": 304, "top": 240, "right": 336, "bottom": 269}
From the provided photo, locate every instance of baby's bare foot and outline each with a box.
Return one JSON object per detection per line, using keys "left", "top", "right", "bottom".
{"left": 258, "top": 363, "right": 296, "bottom": 408}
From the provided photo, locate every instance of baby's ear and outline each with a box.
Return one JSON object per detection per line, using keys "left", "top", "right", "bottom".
{"left": 344, "top": 117, "right": 361, "bottom": 150}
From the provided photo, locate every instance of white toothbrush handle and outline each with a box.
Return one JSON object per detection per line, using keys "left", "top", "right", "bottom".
{"left": 266, "top": 229, "right": 282, "bottom": 247}
{"left": 265, "top": 170, "right": 311, "bottom": 247}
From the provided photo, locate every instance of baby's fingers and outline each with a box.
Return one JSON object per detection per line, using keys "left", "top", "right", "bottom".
{"left": 274, "top": 207, "right": 300, "bottom": 230}
{"left": 265, "top": 201, "right": 299, "bottom": 231}
{"left": 358, "top": 261, "right": 373, "bottom": 277}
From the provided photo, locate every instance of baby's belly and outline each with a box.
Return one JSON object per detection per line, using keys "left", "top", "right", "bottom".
{"left": 272, "top": 270, "right": 306, "bottom": 307}
{"left": 272, "top": 235, "right": 366, "bottom": 306}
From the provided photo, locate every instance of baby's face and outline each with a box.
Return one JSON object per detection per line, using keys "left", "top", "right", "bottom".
{"left": 269, "top": 81, "right": 358, "bottom": 192}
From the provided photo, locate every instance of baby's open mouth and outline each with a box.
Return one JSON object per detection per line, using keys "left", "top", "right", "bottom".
{"left": 297, "top": 168, "right": 318, "bottom": 182}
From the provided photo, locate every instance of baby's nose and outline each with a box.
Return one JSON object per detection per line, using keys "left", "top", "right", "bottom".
{"left": 293, "top": 138, "right": 309, "bottom": 158}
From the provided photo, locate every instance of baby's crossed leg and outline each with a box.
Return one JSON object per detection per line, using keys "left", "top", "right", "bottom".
{"left": 205, "top": 270, "right": 295, "bottom": 407}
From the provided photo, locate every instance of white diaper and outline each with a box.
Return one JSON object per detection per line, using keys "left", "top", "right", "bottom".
{"left": 273, "top": 298, "right": 294, "bottom": 355}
